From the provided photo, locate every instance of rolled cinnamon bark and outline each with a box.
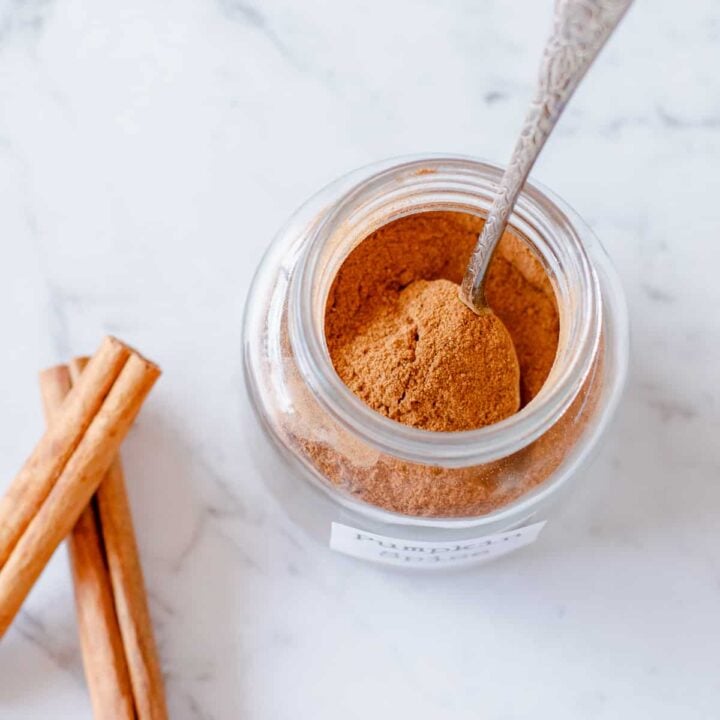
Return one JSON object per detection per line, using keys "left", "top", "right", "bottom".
{"left": 70, "top": 357, "right": 168, "bottom": 720}
{"left": 39, "top": 365, "right": 135, "bottom": 720}
{"left": 0, "top": 337, "right": 130, "bottom": 567}
{"left": 0, "top": 349, "right": 160, "bottom": 636}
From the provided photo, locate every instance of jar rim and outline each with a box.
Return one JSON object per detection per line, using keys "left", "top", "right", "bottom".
{"left": 289, "top": 155, "right": 603, "bottom": 467}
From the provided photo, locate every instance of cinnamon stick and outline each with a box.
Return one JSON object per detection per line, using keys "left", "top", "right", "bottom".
{"left": 0, "top": 337, "right": 130, "bottom": 567}
{"left": 0, "top": 348, "right": 160, "bottom": 635}
{"left": 70, "top": 357, "right": 168, "bottom": 720}
{"left": 40, "top": 365, "right": 135, "bottom": 720}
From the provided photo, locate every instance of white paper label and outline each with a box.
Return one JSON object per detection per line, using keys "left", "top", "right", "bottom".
{"left": 330, "top": 521, "right": 546, "bottom": 567}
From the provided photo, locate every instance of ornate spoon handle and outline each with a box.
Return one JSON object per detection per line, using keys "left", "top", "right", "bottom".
{"left": 460, "top": 0, "right": 633, "bottom": 312}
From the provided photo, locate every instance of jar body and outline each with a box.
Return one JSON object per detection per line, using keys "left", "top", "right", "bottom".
{"left": 243, "top": 156, "right": 628, "bottom": 569}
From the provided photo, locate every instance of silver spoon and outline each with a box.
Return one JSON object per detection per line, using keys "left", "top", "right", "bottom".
{"left": 459, "top": 0, "right": 634, "bottom": 313}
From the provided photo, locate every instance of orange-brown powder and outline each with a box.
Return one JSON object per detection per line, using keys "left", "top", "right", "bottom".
{"left": 283, "top": 211, "right": 602, "bottom": 517}
{"left": 328, "top": 277, "right": 520, "bottom": 431}
{"left": 325, "top": 211, "right": 559, "bottom": 412}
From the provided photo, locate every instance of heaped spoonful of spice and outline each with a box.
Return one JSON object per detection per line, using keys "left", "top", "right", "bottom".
{"left": 332, "top": 278, "right": 520, "bottom": 431}
{"left": 329, "top": 0, "right": 633, "bottom": 432}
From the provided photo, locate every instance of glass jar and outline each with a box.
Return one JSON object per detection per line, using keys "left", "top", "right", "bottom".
{"left": 243, "top": 155, "right": 628, "bottom": 569}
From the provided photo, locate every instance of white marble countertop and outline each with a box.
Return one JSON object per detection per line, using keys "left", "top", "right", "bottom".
{"left": 1, "top": 0, "right": 719, "bottom": 718}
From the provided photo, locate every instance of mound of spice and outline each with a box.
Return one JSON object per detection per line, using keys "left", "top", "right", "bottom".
{"left": 325, "top": 211, "right": 559, "bottom": 422}
{"left": 329, "top": 277, "right": 520, "bottom": 431}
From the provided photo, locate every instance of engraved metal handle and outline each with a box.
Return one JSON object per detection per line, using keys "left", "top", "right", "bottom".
{"left": 460, "top": 0, "right": 633, "bottom": 312}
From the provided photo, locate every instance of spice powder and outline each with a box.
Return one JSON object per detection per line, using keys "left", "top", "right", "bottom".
{"left": 328, "top": 276, "right": 521, "bottom": 431}
{"left": 283, "top": 211, "right": 602, "bottom": 517}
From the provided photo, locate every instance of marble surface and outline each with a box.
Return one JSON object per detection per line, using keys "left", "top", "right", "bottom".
{"left": 1, "top": 0, "right": 719, "bottom": 717}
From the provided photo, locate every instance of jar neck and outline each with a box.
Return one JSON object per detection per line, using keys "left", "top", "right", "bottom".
{"left": 288, "top": 155, "right": 602, "bottom": 467}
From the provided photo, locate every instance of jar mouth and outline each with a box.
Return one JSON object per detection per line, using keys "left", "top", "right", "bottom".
{"left": 289, "top": 155, "right": 602, "bottom": 467}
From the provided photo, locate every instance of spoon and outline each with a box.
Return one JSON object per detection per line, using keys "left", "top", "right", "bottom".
{"left": 459, "top": 0, "right": 634, "bottom": 313}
